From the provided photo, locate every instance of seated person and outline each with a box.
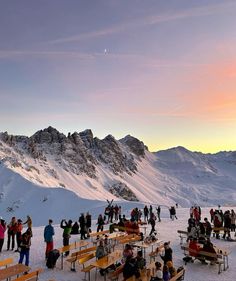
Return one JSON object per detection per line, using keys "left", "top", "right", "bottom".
{"left": 136, "top": 250, "right": 146, "bottom": 270}
{"left": 189, "top": 238, "right": 201, "bottom": 258}
{"left": 123, "top": 244, "right": 133, "bottom": 261}
{"left": 202, "top": 239, "right": 217, "bottom": 264}
{"left": 189, "top": 238, "right": 210, "bottom": 264}
{"left": 166, "top": 261, "right": 177, "bottom": 278}
{"left": 96, "top": 240, "right": 108, "bottom": 276}
{"left": 163, "top": 265, "right": 170, "bottom": 281}
{"left": 123, "top": 256, "right": 140, "bottom": 280}
{"left": 125, "top": 219, "right": 140, "bottom": 235}
{"left": 153, "top": 261, "right": 163, "bottom": 281}
{"left": 104, "top": 235, "right": 112, "bottom": 254}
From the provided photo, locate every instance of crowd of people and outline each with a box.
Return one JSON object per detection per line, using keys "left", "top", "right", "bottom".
{"left": 185, "top": 205, "right": 236, "bottom": 266}
{"left": 0, "top": 215, "right": 32, "bottom": 267}
{"left": 1, "top": 202, "right": 235, "bottom": 280}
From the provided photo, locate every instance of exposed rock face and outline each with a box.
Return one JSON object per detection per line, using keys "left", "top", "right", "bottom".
{"left": 107, "top": 181, "right": 138, "bottom": 201}
{"left": 0, "top": 127, "right": 147, "bottom": 180}
{"left": 120, "top": 135, "right": 146, "bottom": 157}
{"left": 31, "top": 126, "right": 67, "bottom": 144}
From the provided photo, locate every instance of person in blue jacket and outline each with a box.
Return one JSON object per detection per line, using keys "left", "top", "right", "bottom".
{"left": 44, "top": 219, "right": 55, "bottom": 259}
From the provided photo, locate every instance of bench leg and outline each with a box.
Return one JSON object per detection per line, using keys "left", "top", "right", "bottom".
{"left": 61, "top": 254, "right": 63, "bottom": 270}
{"left": 218, "top": 262, "right": 222, "bottom": 274}
{"left": 226, "top": 255, "right": 229, "bottom": 270}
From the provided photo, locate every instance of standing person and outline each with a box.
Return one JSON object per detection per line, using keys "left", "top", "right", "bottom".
{"left": 144, "top": 205, "right": 149, "bottom": 222}
{"left": 156, "top": 206, "right": 161, "bottom": 222}
{"left": 159, "top": 242, "right": 173, "bottom": 264}
{"left": 170, "top": 207, "right": 177, "bottom": 221}
{"left": 210, "top": 209, "right": 214, "bottom": 223}
{"left": 230, "top": 209, "right": 236, "bottom": 232}
{"left": 0, "top": 218, "right": 6, "bottom": 252}
{"left": 203, "top": 217, "right": 212, "bottom": 239}
{"left": 114, "top": 205, "right": 119, "bottom": 221}
{"left": 79, "top": 213, "right": 87, "bottom": 240}
{"left": 44, "top": 219, "right": 55, "bottom": 259}
{"left": 86, "top": 212, "right": 92, "bottom": 238}
{"left": 18, "top": 229, "right": 31, "bottom": 267}
{"left": 149, "top": 205, "right": 153, "bottom": 217}
{"left": 60, "top": 219, "right": 72, "bottom": 256}
{"left": 149, "top": 213, "right": 156, "bottom": 236}
{"left": 23, "top": 216, "right": 33, "bottom": 237}
{"left": 223, "top": 210, "right": 231, "bottom": 240}
{"left": 7, "top": 216, "right": 17, "bottom": 251}
{"left": 97, "top": 214, "right": 105, "bottom": 232}
{"left": 15, "top": 219, "right": 23, "bottom": 252}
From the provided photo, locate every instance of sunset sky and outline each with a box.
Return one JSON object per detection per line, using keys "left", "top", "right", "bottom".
{"left": 0, "top": 0, "right": 236, "bottom": 153}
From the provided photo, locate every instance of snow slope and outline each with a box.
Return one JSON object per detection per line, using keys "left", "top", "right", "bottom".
{"left": 0, "top": 127, "right": 236, "bottom": 224}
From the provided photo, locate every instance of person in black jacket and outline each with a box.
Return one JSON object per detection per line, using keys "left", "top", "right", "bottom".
{"left": 79, "top": 214, "right": 87, "bottom": 240}
{"left": 86, "top": 212, "right": 92, "bottom": 238}
{"left": 159, "top": 242, "right": 172, "bottom": 264}
{"left": 123, "top": 256, "right": 140, "bottom": 280}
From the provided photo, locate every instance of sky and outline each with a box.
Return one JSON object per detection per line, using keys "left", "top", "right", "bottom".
{"left": 0, "top": 0, "right": 236, "bottom": 153}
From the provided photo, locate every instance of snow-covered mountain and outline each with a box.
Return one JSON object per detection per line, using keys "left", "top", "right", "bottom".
{"left": 0, "top": 127, "right": 236, "bottom": 224}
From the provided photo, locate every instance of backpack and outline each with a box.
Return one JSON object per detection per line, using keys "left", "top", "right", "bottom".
{"left": 46, "top": 249, "right": 60, "bottom": 269}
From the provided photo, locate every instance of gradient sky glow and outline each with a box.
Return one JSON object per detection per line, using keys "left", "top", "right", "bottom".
{"left": 1, "top": 0, "right": 236, "bottom": 153}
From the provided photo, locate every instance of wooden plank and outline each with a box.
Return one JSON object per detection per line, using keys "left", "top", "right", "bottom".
{"left": 12, "top": 268, "right": 43, "bottom": 281}
{"left": 169, "top": 269, "right": 185, "bottom": 281}
{"left": 0, "top": 264, "right": 31, "bottom": 281}
{"left": 0, "top": 258, "right": 14, "bottom": 268}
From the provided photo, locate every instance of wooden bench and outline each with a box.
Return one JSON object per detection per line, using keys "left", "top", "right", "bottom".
{"left": 66, "top": 246, "right": 96, "bottom": 271}
{"left": 0, "top": 257, "right": 14, "bottom": 268}
{"left": 170, "top": 268, "right": 185, "bottom": 281}
{"left": 78, "top": 252, "right": 96, "bottom": 281}
{"left": 119, "top": 234, "right": 141, "bottom": 245}
{"left": 181, "top": 245, "right": 225, "bottom": 274}
{"left": 58, "top": 240, "right": 89, "bottom": 269}
{"left": 12, "top": 268, "right": 43, "bottom": 281}
{"left": 177, "top": 230, "right": 188, "bottom": 245}
{"left": 108, "top": 264, "right": 124, "bottom": 281}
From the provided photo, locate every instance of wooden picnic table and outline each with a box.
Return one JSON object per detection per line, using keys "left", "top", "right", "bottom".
{"left": 90, "top": 230, "right": 110, "bottom": 238}
{"left": 133, "top": 240, "right": 163, "bottom": 259}
{"left": 0, "top": 264, "right": 30, "bottom": 280}
{"left": 59, "top": 240, "right": 90, "bottom": 269}
{"left": 139, "top": 225, "right": 148, "bottom": 235}
{"left": 92, "top": 250, "right": 122, "bottom": 281}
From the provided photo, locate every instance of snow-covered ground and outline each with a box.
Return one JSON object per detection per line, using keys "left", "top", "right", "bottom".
{"left": 0, "top": 205, "right": 235, "bottom": 281}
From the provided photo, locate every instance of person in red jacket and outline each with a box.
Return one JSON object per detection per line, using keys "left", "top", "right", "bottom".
{"left": 7, "top": 217, "right": 18, "bottom": 251}
{"left": 189, "top": 238, "right": 201, "bottom": 258}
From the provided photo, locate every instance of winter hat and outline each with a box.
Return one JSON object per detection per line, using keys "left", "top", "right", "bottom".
{"left": 156, "top": 270, "right": 163, "bottom": 279}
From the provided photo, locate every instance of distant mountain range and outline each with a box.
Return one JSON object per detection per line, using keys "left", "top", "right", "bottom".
{"left": 0, "top": 126, "right": 236, "bottom": 223}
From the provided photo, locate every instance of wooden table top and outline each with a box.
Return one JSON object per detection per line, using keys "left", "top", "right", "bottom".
{"left": 134, "top": 239, "right": 163, "bottom": 249}
{"left": 0, "top": 264, "right": 30, "bottom": 280}
{"left": 76, "top": 240, "right": 90, "bottom": 248}
{"left": 91, "top": 250, "right": 122, "bottom": 269}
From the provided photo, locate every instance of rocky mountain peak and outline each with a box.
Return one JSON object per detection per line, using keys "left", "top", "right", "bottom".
{"left": 120, "top": 135, "right": 146, "bottom": 157}
{"left": 31, "top": 126, "right": 66, "bottom": 144}
{"left": 79, "top": 129, "right": 94, "bottom": 148}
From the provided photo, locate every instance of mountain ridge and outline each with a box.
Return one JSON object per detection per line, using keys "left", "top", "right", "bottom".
{"left": 0, "top": 126, "right": 236, "bottom": 217}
